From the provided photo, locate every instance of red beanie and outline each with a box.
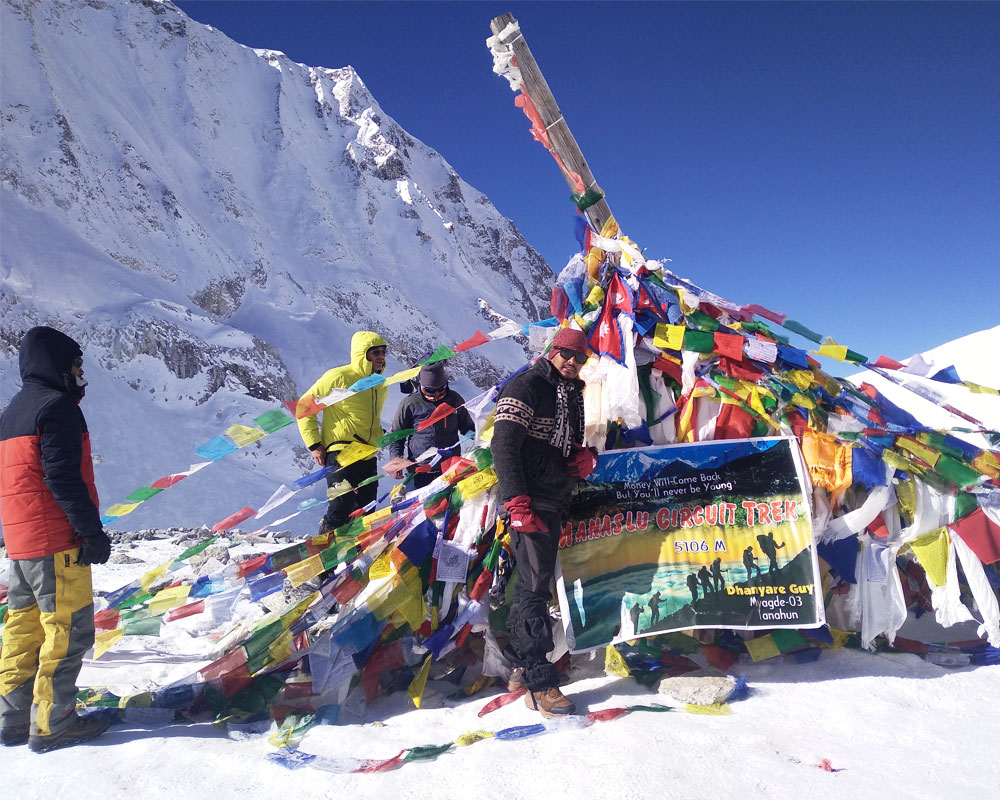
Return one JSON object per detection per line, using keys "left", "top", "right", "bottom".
{"left": 548, "top": 327, "right": 588, "bottom": 359}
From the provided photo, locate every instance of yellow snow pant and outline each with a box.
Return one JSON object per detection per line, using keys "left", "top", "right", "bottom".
{"left": 0, "top": 547, "right": 95, "bottom": 736}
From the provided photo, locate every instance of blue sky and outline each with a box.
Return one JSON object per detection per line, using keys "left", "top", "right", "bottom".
{"left": 175, "top": 1, "right": 998, "bottom": 368}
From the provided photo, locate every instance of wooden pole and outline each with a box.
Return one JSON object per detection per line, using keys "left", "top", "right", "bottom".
{"left": 489, "top": 13, "right": 614, "bottom": 236}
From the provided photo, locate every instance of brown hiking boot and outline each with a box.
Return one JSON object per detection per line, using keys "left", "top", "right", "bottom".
{"left": 507, "top": 667, "right": 526, "bottom": 693}
{"left": 525, "top": 686, "right": 576, "bottom": 718}
{"left": 1, "top": 724, "right": 29, "bottom": 747}
{"left": 28, "top": 713, "right": 111, "bottom": 753}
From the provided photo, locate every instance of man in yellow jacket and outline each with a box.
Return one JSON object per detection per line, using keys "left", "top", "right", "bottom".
{"left": 296, "top": 331, "right": 388, "bottom": 534}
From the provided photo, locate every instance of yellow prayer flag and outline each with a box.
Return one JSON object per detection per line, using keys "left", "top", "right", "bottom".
{"left": 785, "top": 370, "right": 815, "bottom": 391}
{"left": 363, "top": 506, "right": 393, "bottom": 527}
{"left": 408, "top": 654, "right": 433, "bottom": 708}
{"left": 148, "top": 585, "right": 191, "bottom": 616}
{"left": 266, "top": 630, "right": 294, "bottom": 668}
{"left": 278, "top": 592, "right": 318, "bottom": 630}
{"left": 653, "top": 323, "right": 685, "bottom": 351}
{"left": 604, "top": 645, "right": 630, "bottom": 678}
{"left": 285, "top": 554, "right": 324, "bottom": 588}
{"left": 368, "top": 549, "right": 394, "bottom": 580}
{"left": 457, "top": 467, "right": 497, "bottom": 500}
{"left": 896, "top": 437, "right": 940, "bottom": 467}
{"left": 385, "top": 366, "right": 421, "bottom": 386}
{"left": 93, "top": 628, "right": 124, "bottom": 659}
{"left": 972, "top": 451, "right": 1000, "bottom": 479}
{"left": 684, "top": 703, "right": 731, "bottom": 715}
{"left": 789, "top": 392, "right": 816, "bottom": 410}
{"left": 813, "top": 344, "right": 849, "bottom": 361}
{"left": 478, "top": 414, "right": 495, "bottom": 445}
{"left": 327, "top": 479, "right": 353, "bottom": 500}
{"left": 963, "top": 381, "right": 1000, "bottom": 395}
{"left": 585, "top": 285, "right": 605, "bottom": 307}
{"left": 907, "top": 527, "right": 950, "bottom": 588}
{"left": 455, "top": 730, "right": 496, "bottom": 746}
{"left": 105, "top": 502, "right": 142, "bottom": 518}
{"left": 744, "top": 634, "right": 781, "bottom": 662}
{"left": 139, "top": 561, "right": 170, "bottom": 591}
{"left": 882, "top": 448, "right": 912, "bottom": 473}
{"left": 336, "top": 441, "right": 379, "bottom": 467}
{"left": 226, "top": 424, "right": 267, "bottom": 448}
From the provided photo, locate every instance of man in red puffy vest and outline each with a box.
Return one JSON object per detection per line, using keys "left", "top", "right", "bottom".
{"left": 0, "top": 326, "right": 112, "bottom": 752}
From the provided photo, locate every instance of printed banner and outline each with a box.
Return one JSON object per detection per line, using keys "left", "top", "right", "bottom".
{"left": 557, "top": 437, "right": 824, "bottom": 651}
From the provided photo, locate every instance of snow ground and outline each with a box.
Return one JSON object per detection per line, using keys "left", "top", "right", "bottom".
{"left": 2, "top": 536, "right": 998, "bottom": 800}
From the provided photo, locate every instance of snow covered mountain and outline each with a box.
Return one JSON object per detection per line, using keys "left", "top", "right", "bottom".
{"left": 0, "top": 0, "right": 553, "bottom": 530}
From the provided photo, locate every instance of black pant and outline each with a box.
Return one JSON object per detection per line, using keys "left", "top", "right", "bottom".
{"left": 320, "top": 455, "right": 378, "bottom": 534}
{"left": 505, "top": 508, "right": 563, "bottom": 692}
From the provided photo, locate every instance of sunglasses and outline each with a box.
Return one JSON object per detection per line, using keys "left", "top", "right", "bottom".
{"left": 72, "top": 357, "right": 83, "bottom": 368}
{"left": 556, "top": 348, "right": 588, "bottom": 365}
{"left": 421, "top": 384, "right": 448, "bottom": 394}
{"left": 367, "top": 347, "right": 387, "bottom": 356}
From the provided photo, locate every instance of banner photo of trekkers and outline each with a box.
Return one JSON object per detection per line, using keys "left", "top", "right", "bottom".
{"left": 556, "top": 437, "right": 825, "bottom": 652}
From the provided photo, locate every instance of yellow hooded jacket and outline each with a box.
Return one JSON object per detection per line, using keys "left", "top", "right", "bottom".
{"left": 296, "top": 331, "right": 388, "bottom": 454}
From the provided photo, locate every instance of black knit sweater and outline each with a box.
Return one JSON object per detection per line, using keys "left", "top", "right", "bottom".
{"left": 490, "top": 358, "right": 585, "bottom": 511}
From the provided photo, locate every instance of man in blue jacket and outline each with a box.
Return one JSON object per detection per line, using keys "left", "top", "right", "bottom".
{"left": 386, "top": 362, "right": 474, "bottom": 489}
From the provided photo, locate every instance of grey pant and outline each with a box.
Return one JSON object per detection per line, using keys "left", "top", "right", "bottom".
{"left": 0, "top": 548, "right": 95, "bottom": 735}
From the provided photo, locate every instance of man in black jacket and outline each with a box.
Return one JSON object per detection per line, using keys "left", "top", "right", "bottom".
{"left": 0, "top": 327, "right": 112, "bottom": 752}
{"left": 490, "top": 327, "right": 598, "bottom": 718}
{"left": 386, "top": 362, "right": 474, "bottom": 489}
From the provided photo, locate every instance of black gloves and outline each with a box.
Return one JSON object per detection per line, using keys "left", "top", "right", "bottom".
{"left": 77, "top": 531, "right": 112, "bottom": 566}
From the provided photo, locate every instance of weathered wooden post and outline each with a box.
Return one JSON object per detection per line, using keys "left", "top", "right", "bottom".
{"left": 488, "top": 12, "right": 614, "bottom": 237}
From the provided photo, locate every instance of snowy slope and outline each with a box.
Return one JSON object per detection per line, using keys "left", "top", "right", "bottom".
{"left": 0, "top": 0, "right": 552, "bottom": 532}
{"left": 848, "top": 325, "right": 1000, "bottom": 448}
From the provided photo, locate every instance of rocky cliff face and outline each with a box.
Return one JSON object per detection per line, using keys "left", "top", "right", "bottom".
{"left": 0, "top": 0, "right": 552, "bottom": 529}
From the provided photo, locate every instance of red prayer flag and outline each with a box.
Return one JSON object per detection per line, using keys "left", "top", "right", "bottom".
{"left": 951, "top": 509, "right": 1000, "bottom": 564}
{"left": 715, "top": 403, "right": 755, "bottom": 440}
{"left": 452, "top": 330, "right": 490, "bottom": 352}
{"left": 353, "top": 751, "right": 407, "bottom": 774}
{"left": 873, "top": 355, "right": 905, "bottom": 370}
{"left": 213, "top": 506, "right": 256, "bottom": 533}
{"left": 164, "top": 599, "right": 205, "bottom": 622}
{"left": 150, "top": 473, "right": 188, "bottom": 490}
{"left": 199, "top": 646, "right": 248, "bottom": 682}
{"left": 477, "top": 689, "right": 526, "bottom": 717}
{"left": 713, "top": 332, "right": 745, "bottom": 361}
{"left": 94, "top": 609, "right": 120, "bottom": 632}
{"left": 742, "top": 303, "right": 787, "bottom": 325}
{"left": 417, "top": 402, "right": 456, "bottom": 431}
{"left": 235, "top": 553, "right": 269, "bottom": 579}
{"left": 285, "top": 395, "right": 326, "bottom": 420}
{"left": 332, "top": 574, "right": 364, "bottom": 605}
{"left": 587, "top": 707, "right": 629, "bottom": 722}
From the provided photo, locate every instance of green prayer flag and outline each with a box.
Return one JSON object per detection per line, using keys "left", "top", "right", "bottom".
{"left": 687, "top": 310, "right": 720, "bottom": 332}
{"left": 954, "top": 492, "right": 979, "bottom": 520}
{"left": 124, "top": 486, "right": 163, "bottom": 503}
{"left": 123, "top": 615, "right": 162, "bottom": 637}
{"left": 405, "top": 743, "right": 455, "bottom": 761}
{"left": 934, "top": 454, "right": 981, "bottom": 489}
{"left": 771, "top": 629, "right": 807, "bottom": 652}
{"left": 782, "top": 319, "right": 824, "bottom": 344}
{"left": 683, "top": 329, "right": 715, "bottom": 354}
{"left": 375, "top": 428, "right": 416, "bottom": 447}
{"left": 422, "top": 345, "right": 455, "bottom": 365}
{"left": 845, "top": 349, "right": 868, "bottom": 364}
{"left": 175, "top": 535, "right": 219, "bottom": 562}
{"left": 254, "top": 409, "right": 295, "bottom": 433}
{"left": 357, "top": 475, "right": 381, "bottom": 488}
{"left": 629, "top": 703, "right": 674, "bottom": 713}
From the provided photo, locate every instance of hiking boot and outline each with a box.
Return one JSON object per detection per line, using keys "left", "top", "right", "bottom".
{"left": 525, "top": 686, "right": 576, "bottom": 718}
{"left": 1, "top": 724, "right": 29, "bottom": 746}
{"left": 507, "top": 667, "right": 526, "bottom": 693}
{"left": 28, "top": 713, "right": 111, "bottom": 753}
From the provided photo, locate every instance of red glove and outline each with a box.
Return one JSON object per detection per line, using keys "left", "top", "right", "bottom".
{"left": 568, "top": 444, "right": 598, "bottom": 480}
{"left": 504, "top": 495, "right": 545, "bottom": 533}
